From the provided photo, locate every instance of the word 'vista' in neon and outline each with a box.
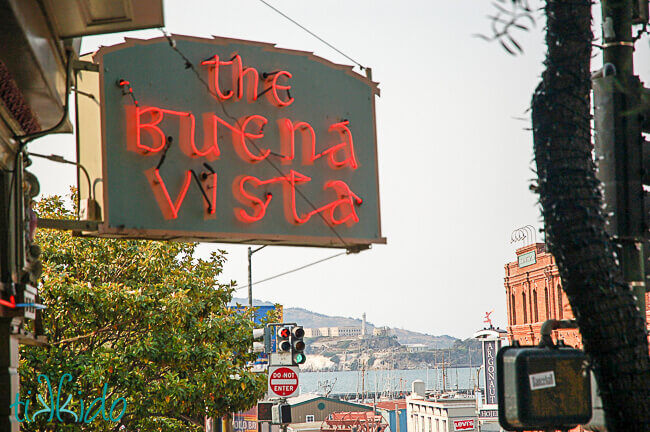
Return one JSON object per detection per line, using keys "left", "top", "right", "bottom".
{"left": 146, "top": 167, "right": 361, "bottom": 226}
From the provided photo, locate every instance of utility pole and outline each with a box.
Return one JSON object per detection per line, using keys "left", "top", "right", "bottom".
{"left": 247, "top": 245, "right": 267, "bottom": 311}
{"left": 594, "top": 0, "right": 649, "bottom": 316}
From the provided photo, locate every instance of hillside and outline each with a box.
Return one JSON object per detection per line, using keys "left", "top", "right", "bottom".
{"left": 283, "top": 307, "right": 457, "bottom": 349}
{"left": 229, "top": 298, "right": 458, "bottom": 349}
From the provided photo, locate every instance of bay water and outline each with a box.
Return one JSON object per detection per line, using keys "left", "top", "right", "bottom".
{"left": 299, "top": 367, "right": 483, "bottom": 396}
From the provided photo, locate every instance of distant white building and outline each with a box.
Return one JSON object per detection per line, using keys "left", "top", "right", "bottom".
{"left": 405, "top": 344, "right": 427, "bottom": 353}
{"left": 304, "top": 327, "right": 362, "bottom": 338}
{"left": 406, "top": 383, "right": 477, "bottom": 432}
{"left": 374, "top": 326, "right": 391, "bottom": 337}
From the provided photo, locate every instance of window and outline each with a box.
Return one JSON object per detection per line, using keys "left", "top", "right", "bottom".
{"left": 511, "top": 293, "right": 516, "bottom": 325}
{"left": 545, "top": 286, "right": 550, "bottom": 319}
{"left": 558, "top": 285, "right": 563, "bottom": 319}
{"left": 533, "top": 290, "right": 539, "bottom": 322}
{"left": 522, "top": 292, "right": 528, "bottom": 323}
{"left": 306, "top": 415, "right": 315, "bottom": 422}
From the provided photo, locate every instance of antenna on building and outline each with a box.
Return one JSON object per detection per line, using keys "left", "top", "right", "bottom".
{"left": 511, "top": 225, "right": 537, "bottom": 246}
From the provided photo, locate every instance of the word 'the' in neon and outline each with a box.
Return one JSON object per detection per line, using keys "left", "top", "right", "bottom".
{"left": 200, "top": 54, "right": 293, "bottom": 107}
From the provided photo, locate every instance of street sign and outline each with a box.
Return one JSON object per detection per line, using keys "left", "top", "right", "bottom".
{"left": 79, "top": 35, "right": 385, "bottom": 248}
{"left": 268, "top": 365, "right": 299, "bottom": 398}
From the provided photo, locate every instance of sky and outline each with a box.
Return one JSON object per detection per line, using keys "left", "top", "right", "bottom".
{"left": 28, "top": 1, "right": 650, "bottom": 339}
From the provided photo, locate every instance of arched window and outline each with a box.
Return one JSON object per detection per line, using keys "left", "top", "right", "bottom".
{"left": 522, "top": 292, "right": 528, "bottom": 323}
{"left": 533, "top": 290, "right": 539, "bottom": 322}
{"left": 511, "top": 293, "right": 517, "bottom": 325}
{"left": 557, "top": 285, "right": 563, "bottom": 319}
{"left": 545, "top": 287, "right": 550, "bottom": 319}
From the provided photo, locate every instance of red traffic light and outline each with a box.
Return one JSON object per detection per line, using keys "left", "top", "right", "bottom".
{"left": 278, "top": 327, "right": 290, "bottom": 338}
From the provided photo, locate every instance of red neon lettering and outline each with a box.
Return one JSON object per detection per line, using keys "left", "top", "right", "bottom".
{"left": 201, "top": 55, "right": 235, "bottom": 100}
{"left": 281, "top": 170, "right": 313, "bottom": 224}
{"left": 145, "top": 169, "right": 192, "bottom": 219}
{"left": 233, "top": 175, "right": 284, "bottom": 222}
{"left": 239, "top": 115, "right": 270, "bottom": 162}
{"left": 233, "top": 55, "right": 259, "bottom": 102}
{"left": 324, "top": 120, "right": 358, "bottom": 169}
{"left": 205, "top": 114, "right": 270, "bottom": 163}
{"left": 278, "top": 119, "right": 316, "bottom": 165}
{"left": 266, "top": 71, "right": 294, "bottom": 107}
{"left": 282, "top": 172, "right": 361, "bottom": 226}
{"left": 126, "top": 106, "right": 197, "bottom": 156}
{"left": 321, "top": 180, "right": 363, "bottom": 226}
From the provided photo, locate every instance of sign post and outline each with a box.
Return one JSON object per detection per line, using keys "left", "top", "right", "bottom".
{"left": 268, "top": 365, "right": 299, "bottom": 399}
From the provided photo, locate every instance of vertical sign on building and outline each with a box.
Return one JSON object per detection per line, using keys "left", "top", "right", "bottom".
{"left": 482, "top": 340, "right": 500, "bottom": 404}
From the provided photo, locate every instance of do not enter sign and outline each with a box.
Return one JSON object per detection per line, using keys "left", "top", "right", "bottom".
{"left": 268, "top": 366, "right": 299, "bottom": 398}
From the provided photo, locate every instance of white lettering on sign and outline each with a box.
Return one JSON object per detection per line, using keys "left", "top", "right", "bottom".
{"left": 529, "top": 371, "right": 556, "bottom": 391}
{"left": 453, "top": 419, "right": 475, "bottom": 431}
{"left": 268, "top": 366, "right": 299, "bottom": 397}
{"left": 482, "top": 340, "right": 499, "bottom": 404}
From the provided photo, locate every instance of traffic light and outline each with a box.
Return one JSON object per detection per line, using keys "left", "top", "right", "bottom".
{"left": 257, "top": 401, "right": 273, "bottom": 421}
{"left": 277, "top": 326, "right": 291, "bottom": 352}
{"left": 252, "top": 327, "right": 271, "bottom": 353}
{"left": 291, "top": 326, "right": 306, "bottom": 365}
{"left": 497, "top": 345, "right": 591, "bottom": 430}
{"left": 272, "top": 403, "right": 291, "bottom": 424}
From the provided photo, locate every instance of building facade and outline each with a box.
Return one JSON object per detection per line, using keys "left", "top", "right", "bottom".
{"left": 371, "top": 400, "right": 407, "bottom": 432}
{"left": 505, "top": 242, "right": 650, "bottom": 346}
{"left": 304, "top": 327, "right": 363, "bottom": 338}
{"left": 287, "top": 395, "right": 372, "bottom": 423}
{"left": 406, "top": 394, "right": 477, "bottom": 432}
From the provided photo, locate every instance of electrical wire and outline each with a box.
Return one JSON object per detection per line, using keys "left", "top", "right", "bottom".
{"left": 255, "top": 0, "right": 366, "bottom": 70}
{"left": 157, "top": 30, "right": 352, "bottom": 248}
{"left": 234, "top": 251, "right": 347, "bottom": 291}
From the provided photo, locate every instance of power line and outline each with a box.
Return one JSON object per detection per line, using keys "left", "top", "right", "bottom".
{"left": 158, "top": 29, "right": 352, "bottom": 248}
{"left": 234, "top": 251, "right": 347, "bottom": 291}
{"left": 256, "top": 0, "right": 366, "bottom": 70}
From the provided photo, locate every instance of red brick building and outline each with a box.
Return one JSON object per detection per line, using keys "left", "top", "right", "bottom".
{"left": 505, "top": 242, "right": 650, "bottom": 347}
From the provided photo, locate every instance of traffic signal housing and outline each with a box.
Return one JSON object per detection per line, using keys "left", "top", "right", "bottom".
{"left": 497, "top": 345, "right": 591, "bottom": 430}
{"left": 272, "top": 403, "right": 292, "bottom": 424}
{"left": 277, "top": 326, "right": 291, "bottom": 352}
{"left": 291, "top": 326, "right": 306, "bottom": 365}
{"left": 257, "top": 401, "right": 273, "bottom": 421}
{"left": 252, "top": 327, "right": 271, "bottom": 353}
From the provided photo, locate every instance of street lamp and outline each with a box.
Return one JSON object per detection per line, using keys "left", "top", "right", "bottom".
{"left": 248, "top": 245, "right": 268, "bottom": 311}
{"left": 28, "top": 152, "right": 100, "bottom": 220}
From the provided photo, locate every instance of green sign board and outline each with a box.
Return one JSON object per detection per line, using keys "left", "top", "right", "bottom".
{"left": 518, "top": 250, "right": 536, "bottom": 268}
{"left": 87, "top": 35, "right": 384, "bottom": 248}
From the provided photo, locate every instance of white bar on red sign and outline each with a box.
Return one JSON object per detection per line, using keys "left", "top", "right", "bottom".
{"left": 272, "top": 379, "right": 297, "bottom": 385}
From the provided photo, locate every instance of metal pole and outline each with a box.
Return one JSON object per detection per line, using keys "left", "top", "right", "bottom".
{"left": 248, "top": 247, "right": 253, "bottom": 310}
{"left": 600, "top": 0, "right": 646, "bottom": 315}
{"left": 247, "top": 245, "right": 268, "bottom": 312}
{"left": 0, "top": 168, "right": 20, "bottom": 432}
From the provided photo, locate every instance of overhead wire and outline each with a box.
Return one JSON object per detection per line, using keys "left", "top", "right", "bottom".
{"left": 255, "top": 0, "right": 366, "bottom": 70}
{"left": 233, "top": 251, "right": 347, "bottom": 292}
{"left": 157, "top": 30, "right": 352, "bottom": 249}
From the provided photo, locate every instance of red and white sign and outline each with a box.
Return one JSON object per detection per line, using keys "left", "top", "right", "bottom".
{"left": 268, "top": 366, "right": 299, "bottom": 398}
{"left": 453, "top": 419, "right": 475, "bottom": 431}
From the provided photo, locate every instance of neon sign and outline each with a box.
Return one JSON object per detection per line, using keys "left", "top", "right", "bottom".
{"left": 86, "top": 35, "right": 384, "bottom": 247}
